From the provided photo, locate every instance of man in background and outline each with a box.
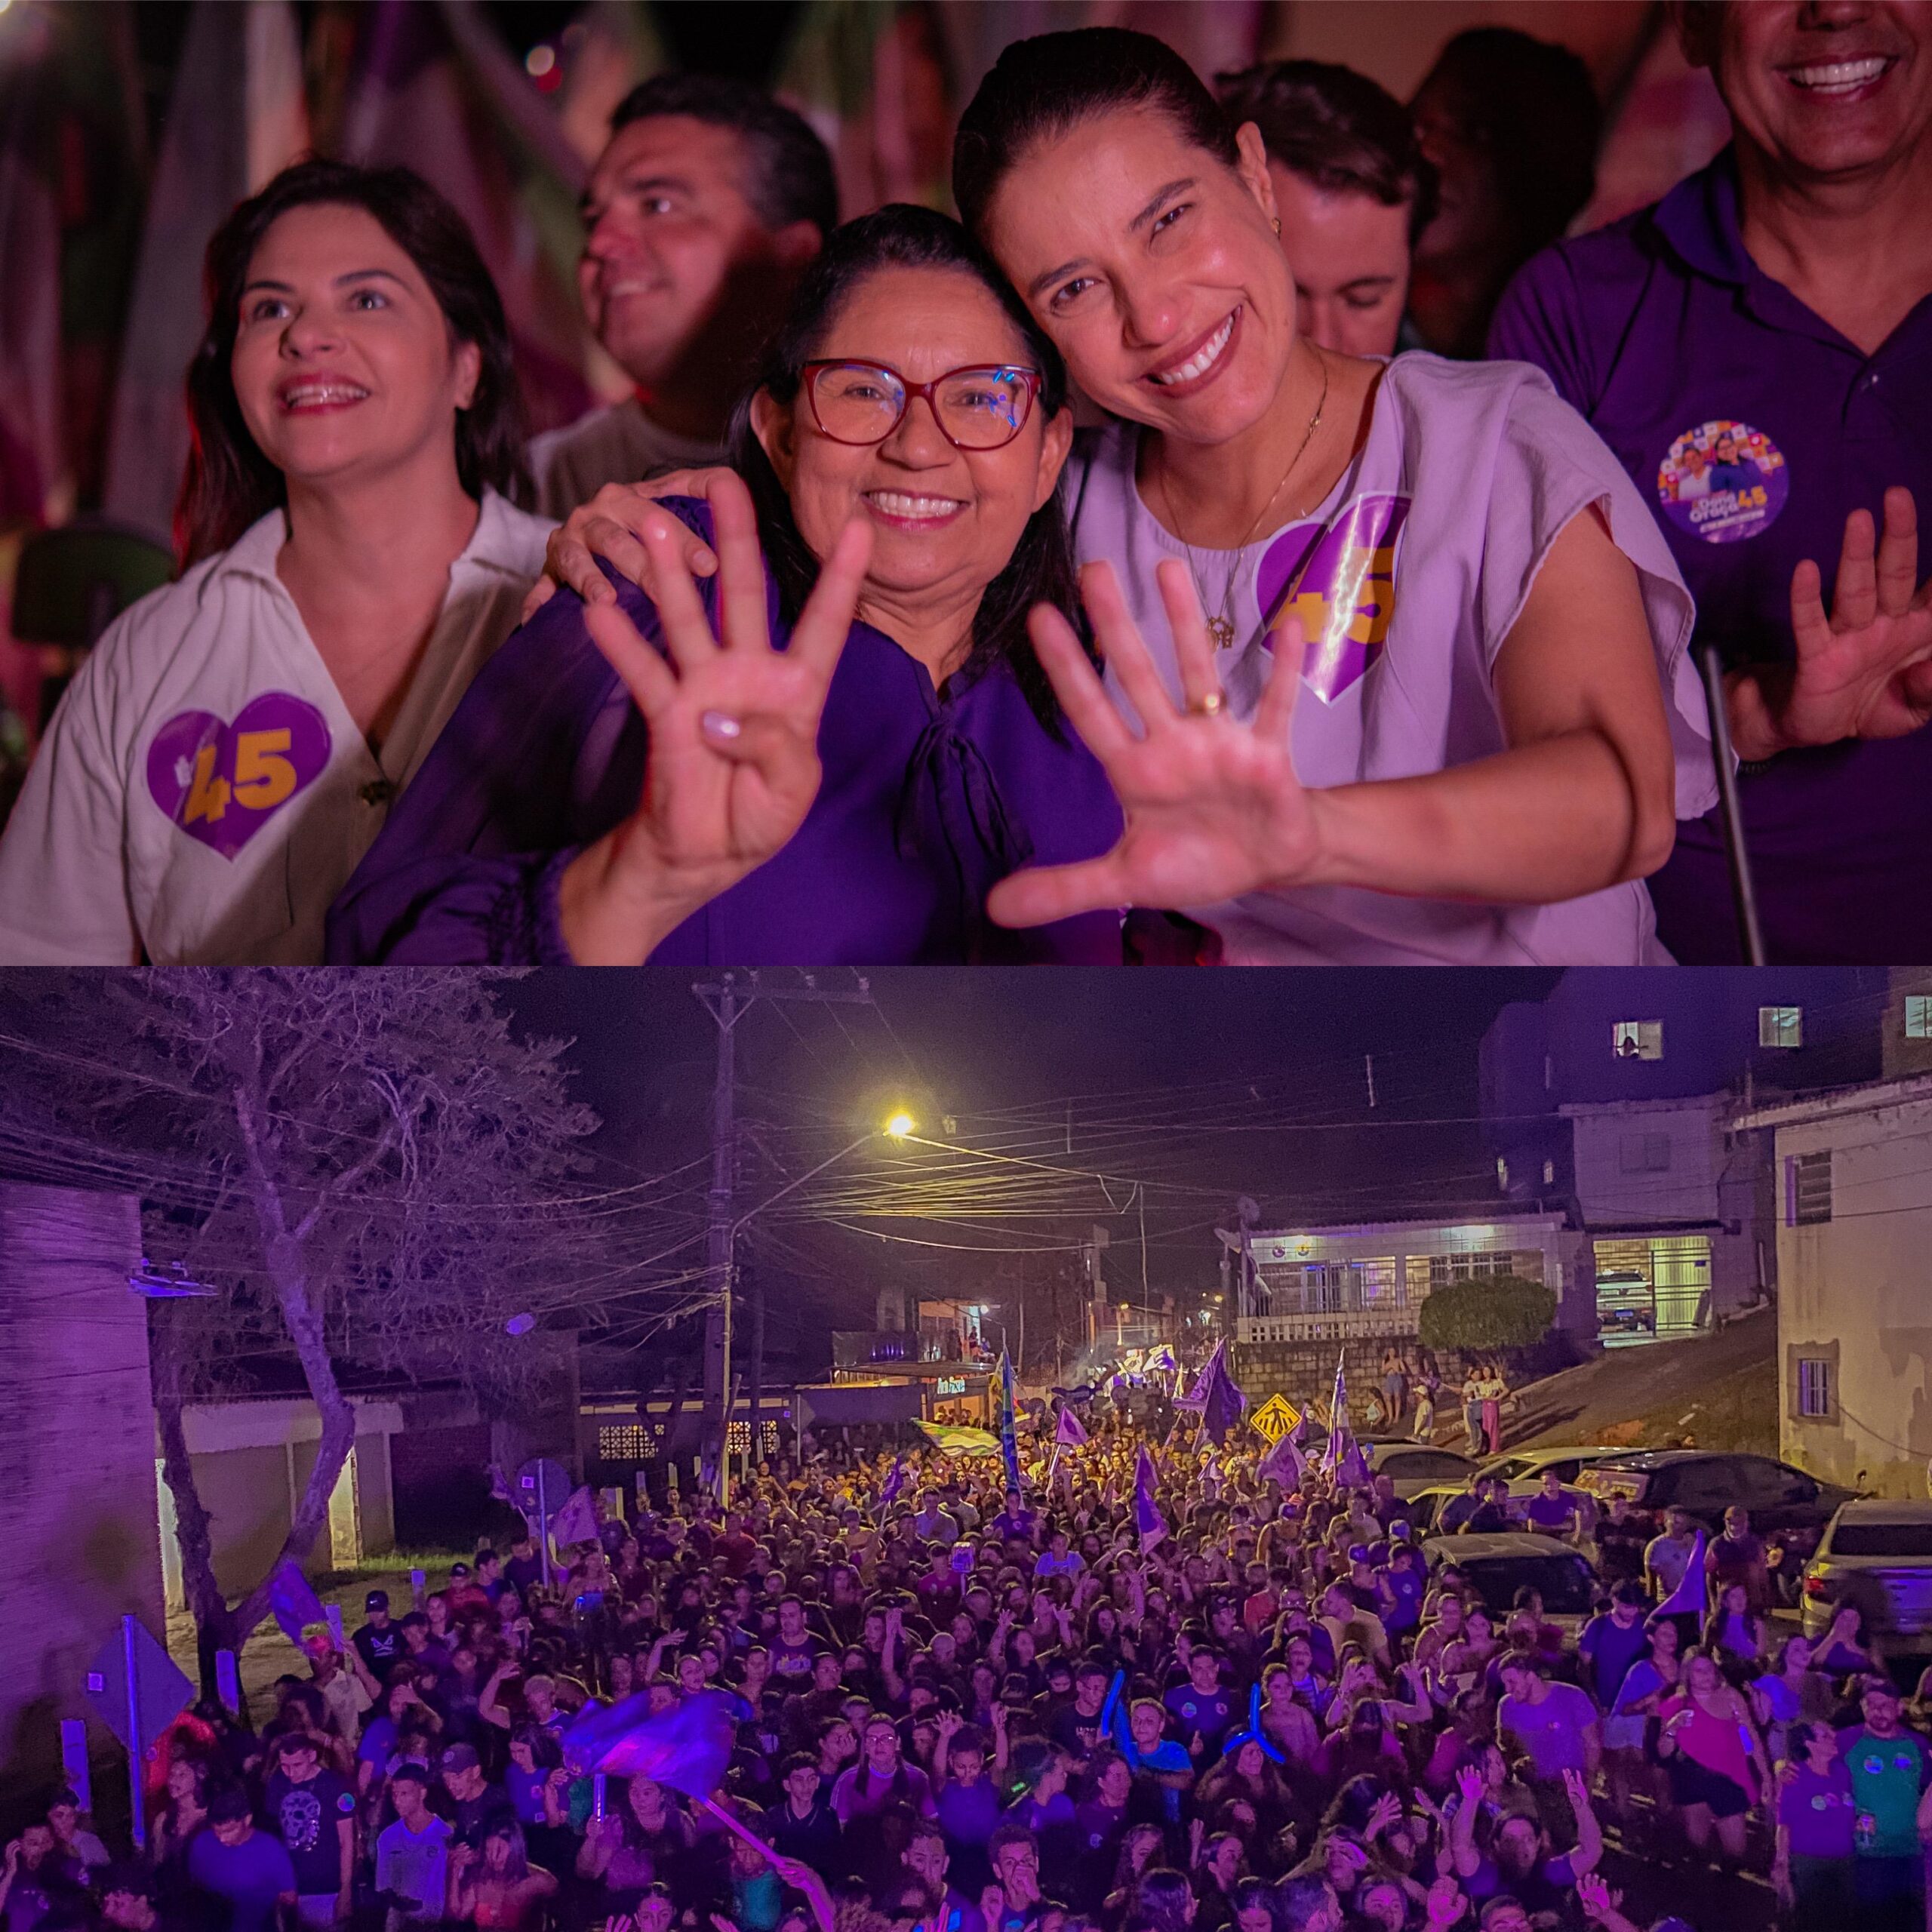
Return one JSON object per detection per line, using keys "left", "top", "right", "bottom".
{"left": 1493, "top": 0, "right": 1932, "bottom": 963}
{"left": 531, "top": 74, "right": 838, "bottom": 515}
{"left": 1217, "top": 59, "right": 1438, "bottom": 358}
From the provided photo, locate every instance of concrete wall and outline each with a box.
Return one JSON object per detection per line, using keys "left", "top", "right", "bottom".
{"left": 1755, "top": 1082, "right": 1932, "bottom": 1497}
{"left": 1567, "top": 1096, "right": 1730, "bottom": 1224}
{"left": 0, "top": 1182, "right": 158, "bottom": 1830}
{"left": 155, "top": 1400, "right": 402, "bottom": 1609}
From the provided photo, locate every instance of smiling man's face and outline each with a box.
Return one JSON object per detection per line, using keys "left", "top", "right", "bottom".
{"left": 1686, "top": 1, "right": 1932, "bottom": 183}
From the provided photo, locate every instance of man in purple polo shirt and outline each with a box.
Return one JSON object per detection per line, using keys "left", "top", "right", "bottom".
{"left": 1491, "top": 1, "right": 1932, "bottom": 962}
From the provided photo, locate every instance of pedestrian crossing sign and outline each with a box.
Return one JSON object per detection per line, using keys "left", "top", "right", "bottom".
{"left": 1251, "top": 1395, "right": 1300, "bottom": 1443}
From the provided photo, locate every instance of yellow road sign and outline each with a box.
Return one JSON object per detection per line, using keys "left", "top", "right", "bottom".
{"left": 1250, "top": 1395, "right": 1300, "bottom": 1443}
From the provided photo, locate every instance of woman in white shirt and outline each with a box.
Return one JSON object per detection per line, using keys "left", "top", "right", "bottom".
{"left": 0, "top": 158, "right": 552, "bottom": 963}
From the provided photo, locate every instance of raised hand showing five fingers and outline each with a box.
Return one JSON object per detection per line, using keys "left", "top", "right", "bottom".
{"left": 558, "top": 471, "right": 872, "bottom": 963}
{"left": 986, "top": 558, "right": 1324, "bottom": 931}
{"left": 1729, "top": 485, "right": 1932, "bottom": 758}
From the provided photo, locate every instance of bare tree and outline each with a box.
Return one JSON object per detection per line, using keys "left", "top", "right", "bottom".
{"left": 0, "top": 970, "right": 622, "bottom": 1684}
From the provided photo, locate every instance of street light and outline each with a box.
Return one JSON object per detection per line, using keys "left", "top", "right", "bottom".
{"left": 715, "top": 1107, "right": 921, "bottom": 1503}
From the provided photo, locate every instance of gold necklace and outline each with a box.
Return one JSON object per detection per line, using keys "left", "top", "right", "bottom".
{"left": 1157, "top": 349, "right": 1332, "bottom": 652}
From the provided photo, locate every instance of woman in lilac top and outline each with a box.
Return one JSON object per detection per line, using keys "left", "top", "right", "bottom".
{"left": 539, "top": 32, "right": 1706, "bottom": 962}
{"left": 328, "top": 208, "right": 1121, "bottom": 964}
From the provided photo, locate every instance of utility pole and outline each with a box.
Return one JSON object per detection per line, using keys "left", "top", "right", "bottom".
{"left": 694, "top": 972, "right": 878, "bottom": 1506}
{"left": 697, "top": 975, "right": 743, "bottom": 1502}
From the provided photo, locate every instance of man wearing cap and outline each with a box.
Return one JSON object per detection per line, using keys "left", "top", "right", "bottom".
{"left": 433, "top": 1744, "right": 515, "bottom": 1849}
{"left": 1491, "top": 2, "right": 1932, "bottom": 964}
{"left": 303, "top": 1633, "right": 374, "bottom": 1745}
{"left": 1836, "top": 1677, "right": 1932, "bottom": 1927}
{"left": 354, "top": 1592, "right": 403, "bottom": 1681}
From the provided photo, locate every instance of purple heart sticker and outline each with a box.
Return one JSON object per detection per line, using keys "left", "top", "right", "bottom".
{"left": 1256, "top": 494, "right": 1411, "bottom": 703}
{"left": 145, "top": 692, "right": 333, "bottom": 859}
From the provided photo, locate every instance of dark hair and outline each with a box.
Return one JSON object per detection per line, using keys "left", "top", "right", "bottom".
{"left": 611, "top": 73, "right": 838, "bottom": 240}
{"left": 954, "top": 27, "right": 1240, "bottom": 240}
{"left": 97, "top": 1866, "right": 155, "bottom": 1903}
{"left": 1130, "top": 1869, "right": 1193, "bottom": 1932}
{"left": 177, "top": 158, "right": 528, "bottom": 566}
{"left": 1214, "top": 60, "right": 1439, "bottom": 244}
{"left": 207, "top": 1787, "right": 253, "bottom": 1826}
{"left": 728, "top": 203, "right": 1077, "bottom": 735}
{"left": 1413, "top": 29, "right": 1601, "bottom": 254}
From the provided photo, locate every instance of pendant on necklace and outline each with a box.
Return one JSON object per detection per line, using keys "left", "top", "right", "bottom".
{"left": 1207, "top": 616, "right": 1235, "bottom": 651}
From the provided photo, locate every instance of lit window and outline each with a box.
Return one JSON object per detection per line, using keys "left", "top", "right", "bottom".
{"left": 597, "top": 1423, "right": 657, "bottom": 1460}
{"left": 1796, "top": 1358, "right": 1832, "bottom": 1419}
{"left": 1787, "top": 1151, "right": 1832, "bottom": 1226}
{"left": 1620, "top": 1132, "right": 1672, "bottom": 1173}
{"left": 1906, "top": 995, "right": 1932, "bottom": 1039}
{"left": 1612, "top": 1020, "right": 1663, "bottom": 1060}
{"left": 1497, "top": 1156, "right": 1509, "bottom": 1188}
{"left": 1759, "top": 1005, "right": 1803, "bottom": 1048}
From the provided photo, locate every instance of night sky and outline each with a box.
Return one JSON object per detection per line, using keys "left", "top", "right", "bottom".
{"left": 507, "top": 968, "right": 1566, "bottom": 1371}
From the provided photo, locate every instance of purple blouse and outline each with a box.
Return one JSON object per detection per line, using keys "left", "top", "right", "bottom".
{"left": 325, "top": 501, "right": 1124, "bottom": 964}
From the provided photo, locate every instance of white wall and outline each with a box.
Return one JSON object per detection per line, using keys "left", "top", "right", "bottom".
{"left": 1768, "top": 1086, "right": 1932, "bottom": 1497}
{"left": 1567, "top": 1096, "right": 1727, "bottom": 1223}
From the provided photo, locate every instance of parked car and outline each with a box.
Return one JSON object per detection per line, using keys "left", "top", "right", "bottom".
{"left": 1801, "top": 1500, "right": 1932, "bottom": 1654}
{"left": 1404, "top": 1447, "right": 1622, "bottom": 1530}
{"left": 1478, "top": 1445, "right": 1625, "bottom": 1494}
{"left": 1361, "top": 1440, "right": 1482, "bottom": 1500}
{"left": 1420, "top": 1531, "right": 1602, "bottom": 1626}
{"left": 1576, "top": 1451, "right": 1857, "bottom": 1553}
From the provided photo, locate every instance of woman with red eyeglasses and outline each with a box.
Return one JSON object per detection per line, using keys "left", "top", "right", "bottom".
{"left": 329, "top": 204, "right": 1124, "bottom": 963}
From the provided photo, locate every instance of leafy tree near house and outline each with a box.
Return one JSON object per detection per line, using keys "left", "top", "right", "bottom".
{"left": 0, "top": 970, "right": 615, "bottom": 1689}
{"left": 1418, "top": 1273, "right": 1558, "bottom": 1355}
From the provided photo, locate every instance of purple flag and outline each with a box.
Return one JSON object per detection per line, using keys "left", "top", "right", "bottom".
{"left": 1336, "top": 1437, "right": 1371, "bottom": 1490}
{"left": 1133, "top": 1447, "right": 1168, "bottom": 1552}
{"left": 1323, "top": 1353, "right": 1349, "bottom": 1471}
{"left": 1654, "top": 1531, "right": 1708, "bottom": 1619}
{"left": 880, "top": 1454, "right": 907, "bottom": 1508}
{"left": 1257, "top": 1429, "right": 1305, "bottom": 1490}
{"left": 564, "top": 1688, "right": 737, "bottom": 1796}
{"left": 266, "top": 1558, "right": 328, "bottom": 1647}
{"left": 550, "top": 1484, "right": 598, "bottom": 1548}
{"left": 1198, "top": 1340, "right": 1247, "bottom": 1447}
{"left": 1055, "top": 1405, "right": 1089, "bottom": 1448}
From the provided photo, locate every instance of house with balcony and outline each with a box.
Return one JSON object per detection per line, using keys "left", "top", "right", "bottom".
{"left": 827, "top": 1292, "right": 997, "bottom": 1420}
{"left": 1223, "top": 1211, "right": 1576, "bottom": 1414}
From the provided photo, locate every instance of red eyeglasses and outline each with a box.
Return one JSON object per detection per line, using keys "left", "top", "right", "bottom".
{"left": 800, "top": 359, "right": 1044, "bottom": 451}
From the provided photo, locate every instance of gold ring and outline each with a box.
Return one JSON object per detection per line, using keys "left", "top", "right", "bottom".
{"left": 1189, "top": 691, "right": 1226, "bottom": 718}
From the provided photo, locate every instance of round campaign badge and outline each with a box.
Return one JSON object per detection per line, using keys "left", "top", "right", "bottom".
{"left": 1657, "top": 419, "right": 1789, "bottom": 544}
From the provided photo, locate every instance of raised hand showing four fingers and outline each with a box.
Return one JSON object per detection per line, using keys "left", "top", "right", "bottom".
{"left": 558, "top": 471, "right": 872, "bottom": 963}
{"left": 986, "top": 557, "right": 1324, "bottom": 931}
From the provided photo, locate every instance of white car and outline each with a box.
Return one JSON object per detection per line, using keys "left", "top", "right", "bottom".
{"left": 1404, "top": 1448, "right": 1621, "bottom": 1533}
{"left": 1476, "top": 1446, "right": 1624, "bottom": 1496}
{"left": 1360, "top": 1440, "right": 1482, "bottom": 1500}
{"left": 1801, "top": 1500, "right": 1932, "bottom": 1653}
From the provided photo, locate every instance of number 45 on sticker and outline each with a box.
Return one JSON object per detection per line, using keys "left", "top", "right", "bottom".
{"left": 183, "top": 730, "right": 300, "bottom": 824}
